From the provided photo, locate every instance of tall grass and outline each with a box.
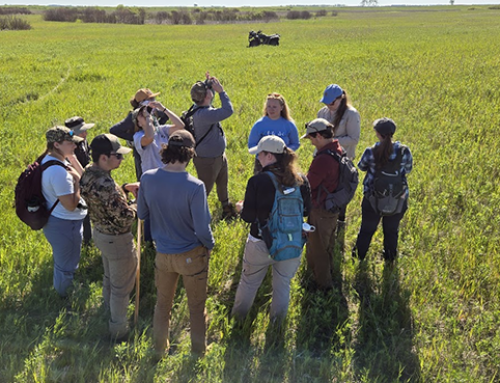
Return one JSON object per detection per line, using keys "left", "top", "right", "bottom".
{"left": 1, "top": 6, "right": 500, "bottom": 382}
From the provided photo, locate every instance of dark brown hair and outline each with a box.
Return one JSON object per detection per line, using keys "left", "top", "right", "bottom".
{"left": 332, "top": 90, "right": 351, "bottom": 131}
{"left": 373, "top": 134, "right": 394, "bottom": 169}
{"left": 318, "top": 126, "right": 334, "bottom": 139}
{"left": 265, "top": 147, "right": 303, "bottom": 188}
{"left": 160, "top": 143, "right": 195, "bottom": 164}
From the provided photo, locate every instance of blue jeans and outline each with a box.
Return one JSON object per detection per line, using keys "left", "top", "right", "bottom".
{"left": 43, "top": 215, "right": 84, "bottom": 297}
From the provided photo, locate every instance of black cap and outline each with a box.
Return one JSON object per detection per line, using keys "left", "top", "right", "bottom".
{"left": 168, "top": 130, "right": 196, "bottom": 148}
{"left": 90, "top": 134, "right": 132, "bottom": 157}
{"left": 373, "top": 117, "right": 396, "bottom": 136}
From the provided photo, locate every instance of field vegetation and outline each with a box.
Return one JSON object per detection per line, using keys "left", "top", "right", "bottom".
{"left": 1, "top": 5, "right": 500, "bottom": 382}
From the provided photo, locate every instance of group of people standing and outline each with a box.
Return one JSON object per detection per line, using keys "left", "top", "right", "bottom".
{"left": 37, "top": 74, "right": 412, "bottom": 357}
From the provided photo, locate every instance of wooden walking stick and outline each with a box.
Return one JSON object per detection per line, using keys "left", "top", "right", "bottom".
{"left": 134, "top": 219, "right": 142, "bottom": 326}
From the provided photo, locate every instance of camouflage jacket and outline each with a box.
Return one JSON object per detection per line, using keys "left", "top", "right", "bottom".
{"left": 80, "top": 164, "right": 136, "bottom": 235}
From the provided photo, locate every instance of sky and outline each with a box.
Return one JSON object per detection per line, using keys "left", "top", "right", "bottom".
{"left": 4, "top": 0, "right": 500, "bottom": 7}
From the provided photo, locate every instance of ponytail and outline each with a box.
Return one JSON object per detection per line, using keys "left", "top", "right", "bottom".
{"left": 373, "top": 135, "right": 393, "bottom": 169}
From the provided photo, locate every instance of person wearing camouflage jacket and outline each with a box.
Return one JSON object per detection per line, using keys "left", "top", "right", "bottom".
{"left": 80, "top": 133, "right": 139, "bottom": 341}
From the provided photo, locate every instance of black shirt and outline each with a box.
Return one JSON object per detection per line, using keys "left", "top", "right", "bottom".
{"left": 241, "top": 165, "right": 311, "bottom": 239}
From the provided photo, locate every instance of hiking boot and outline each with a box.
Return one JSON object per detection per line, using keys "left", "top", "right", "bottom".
{"left": 221, "top": 202, "right": 238, "bottom": 221}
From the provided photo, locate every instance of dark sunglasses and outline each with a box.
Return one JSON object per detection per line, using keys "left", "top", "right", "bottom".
{"left": 329, "top": 97, "right": 342, "bottom": 106}
{"left": 110, "top": 153, "right": 124, "bottom": 160}
{"left": 304, "top": 123, "right": 319, "bottom": 138}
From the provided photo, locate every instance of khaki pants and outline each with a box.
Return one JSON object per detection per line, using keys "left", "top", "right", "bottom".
{"left": 154, "top": 246, "right": 209, "bottom": 356}
{"left": 193, "top": 154, "right": 229, "bottom": 204}
{"left": 232, "top": 237, "right": 301, "bottom": 321}
{"left": 93, "top": 230, "right": 138, "bottom": 338}
{"left": 305, "top": 207, "right": 338, "bottom": 289}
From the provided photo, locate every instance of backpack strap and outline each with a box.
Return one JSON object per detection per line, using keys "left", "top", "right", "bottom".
{"left": 41, "top": 160, "right": 70, "bottom": 212}
{"left": 315, "top": 148, "right": 342, "bottom": 205}
{"left": 188, "top": 105, "right": 216, "bottom": 148}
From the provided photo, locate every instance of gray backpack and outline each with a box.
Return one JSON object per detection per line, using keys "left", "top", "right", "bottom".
{"left": 367, "top": 145, "right": 408, "bottom": 216}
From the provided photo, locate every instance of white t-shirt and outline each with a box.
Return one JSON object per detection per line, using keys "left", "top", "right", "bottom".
{"left": 133, "top": 125, "right": 172, "bottom": 173}
{"left": 41, "top": 155, "right": 87, "bottom": 220}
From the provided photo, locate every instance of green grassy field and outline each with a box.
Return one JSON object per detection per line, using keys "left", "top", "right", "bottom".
{"left": 1, "top": 6, "right": 500, "bottom": 382}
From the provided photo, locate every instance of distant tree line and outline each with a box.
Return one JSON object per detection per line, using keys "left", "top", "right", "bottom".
{"left": 40, "top": 6, "right": 341, "bottom": 25}
{"left": 0, "top": 6, "right": 31, "bottom": 15}
{"left": 43, "top": 6, "right": 146, "bottom": 24}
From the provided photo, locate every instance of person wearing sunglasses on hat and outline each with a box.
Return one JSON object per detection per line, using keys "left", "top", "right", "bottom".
{"left": 318, "top": 84, "right": 361, "bottom": 226}
{"left": 40, "top": 126, "right": 88, "bottom": 297}
{"left": 110, "top": 88, "right": 170, "bottom": 181}
{"left": 248, "top": 93, "right": 300, "bottom": 174}
{"left": 80, "top": 134, "right": 139, "bottom": 341}
{"left": 65, "top": 116, "right": 95, "bottom": 245}
{"left": 301, "top": 118, "right": 344, "bottom": 291}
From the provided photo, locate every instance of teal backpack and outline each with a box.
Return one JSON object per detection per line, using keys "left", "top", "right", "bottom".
{"left": 258, "top": 172, "right": 306, "bottom": 261}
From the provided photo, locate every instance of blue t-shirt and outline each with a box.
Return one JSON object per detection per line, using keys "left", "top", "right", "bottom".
{"left": 137, "top": 168, "right": 215, "bottom": 254}
{"left": 248, "top": 116, "right": 300, "bottom": 151}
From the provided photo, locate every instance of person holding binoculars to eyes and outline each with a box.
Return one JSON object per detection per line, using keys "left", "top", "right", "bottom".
{"left": 189, "top": 72, "right": 237, "bottom": 221}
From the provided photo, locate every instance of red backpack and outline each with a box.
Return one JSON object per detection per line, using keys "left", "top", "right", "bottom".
{"left": 15, "top": 157, "right": 68, "bottom": 230}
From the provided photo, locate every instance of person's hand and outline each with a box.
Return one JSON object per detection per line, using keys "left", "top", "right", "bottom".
{"left": 67, "top": 154, "right": 79, "bottom": 166}
{"left": 124, "top": 182, "right": 140, "bottom": 198}
{"left": 210, "top": 77, "right": 224, "bottom": 94}
{"left": 67, "top": 166, "right": 81, "bottom": 182}
{"left": 148, "top": 101, "right": 164, "bottom": 112}
{"left": 235, "top": 200, "right": 244, "bottom": 213}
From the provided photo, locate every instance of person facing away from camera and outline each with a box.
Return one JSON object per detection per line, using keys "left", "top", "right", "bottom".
{"left": 80, "top": 134, "right": 139, "bottom": 341}
{"left": 248, "top": 92, "right": 300, "bottom": 173}
{"left": 109, "top": 88, "right": 171, "bottom": 181}
{"left": 352, "top": 118, "right": 413, "bottom": 264}
{"left": 137, "top": 130, "right": 214, "bottom": 358}
{"left": 317, "top": 84, "right": 361, "bottom": 224}
{"left": 65, "top": 116, "right": 95, "bottom": 245}
{"left": 189, "top": 72, "right": 237, "bottom": 220}
{"left": 40, "top": 126, "right": 87, "bottom": 297}
{"left": 232, "top": 135, "right": 311, "bottom": 323}
{"left": 301, "top": 118, "right": 343, "bottom": 291}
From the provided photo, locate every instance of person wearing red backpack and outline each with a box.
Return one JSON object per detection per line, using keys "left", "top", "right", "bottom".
{"left": 40, "top": 126, "right": 88, "bottom": 297}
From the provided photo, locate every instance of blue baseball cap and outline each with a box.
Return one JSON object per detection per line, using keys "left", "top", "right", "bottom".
{"left": 320, "top": 84, "right": 343, "bottom": 104}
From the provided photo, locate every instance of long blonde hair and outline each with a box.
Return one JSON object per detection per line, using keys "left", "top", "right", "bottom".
{"left": 263, "top": 93, "right": 293, "bottom": 122}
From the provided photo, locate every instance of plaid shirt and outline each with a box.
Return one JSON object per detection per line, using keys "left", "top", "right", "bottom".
{"left": 357, "top": 141, "right": 413, "bottom": 194}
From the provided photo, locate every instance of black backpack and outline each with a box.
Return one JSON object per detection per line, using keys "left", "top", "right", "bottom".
{"left": 367, "top": 145, "right": 408, "bottom": 216}
{"left": 180, "top": 105, "right": 215, "bottom": 148}
{"left": 15, "top": 157, "right": 68, "bottom": 230}
{"left": 318, "top": 149, "right": 359, "bottom": 213}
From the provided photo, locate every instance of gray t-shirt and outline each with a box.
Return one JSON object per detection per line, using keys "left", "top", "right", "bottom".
{"left": 133, "top": 125, "right": 171, "bottom": 173}
{"left": 192, "top": 91, "right": 233, "bottom": 158}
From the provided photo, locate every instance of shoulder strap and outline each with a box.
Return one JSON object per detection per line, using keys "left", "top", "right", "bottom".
{"left": 318, "top": 148, "right": 343, "bottom": 163}
{"left": 184, "top": 104, "right": 198, "bottom": 119}
{"left": 188, "top": 105, "right": 216, "bottom": 148}
{"left": 41, "top": 160, "right": 69, "bottom": 212}
{"left": 263, "top": 171, "right": 280, "bottom": 194}
{"left": 41, "top": 160, "right": 68, "bottom": 171}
